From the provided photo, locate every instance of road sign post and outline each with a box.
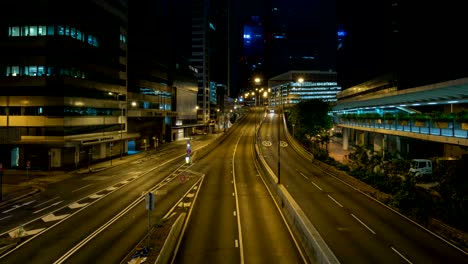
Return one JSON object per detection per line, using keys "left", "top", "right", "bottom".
{"left": 186, "top": 140, "right": 192, "bottom": 164}
{"left": 145, "top": 192, "right": 155, "bottom": 248}
{"left": 26, "top": 161, "right": 31, "bottom": 179}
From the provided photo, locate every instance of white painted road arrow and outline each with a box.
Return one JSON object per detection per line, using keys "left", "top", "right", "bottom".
{"left": 9, "top": 227, "right": 45, "bottom": 238}
{"left": 42, "top": 213, "right": 70, "bottom": 222}
{"left": 68, "top": 202, "right": 89, "bottom": 209}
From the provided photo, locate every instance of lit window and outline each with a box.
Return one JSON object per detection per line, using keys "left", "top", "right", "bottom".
{"left": 21, "top": 26, "right": 29, "bottom": 36}
{"left": 47, "top": 25, "right": 55, "bottom": 35}
{"left": 38, "top": 26, "right": 46, "bottom": 36}
{"left": 28, "top": 66, "right": 38, "bottom": 76}
{"left": 29, "top": 26, "right": 37, "bottom": 36}
{"left": 10, "top": 27, "right": 20, "bottom": 36}
{"left": 11, "top": 66, "right": 19, "bottom": 76}
{"left": 65, "top": 26, "right": 70, "bottom": 36}
{"left": 57, "top": 25, "right": 64, "bottom": 35}
{"left": 37, "top": 66, "right": 45, "bottom": 76}
{"left": 77, "top": 30, "right": 82, "bottom": 41}
{"left": 71, "top": 28, "right": 76, "bottom": 39}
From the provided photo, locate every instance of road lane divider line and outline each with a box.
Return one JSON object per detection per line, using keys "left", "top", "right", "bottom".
{"left": 390, "top": 246, "right": 413, "bottom": 264}
{"left": 232, "top": 129, "right": 245, "bottom": 264}
{"left": 33, "top": 201, "right": 63, "bottom": 214}
{"left": 2, "top": 200, "right": 36, "bottom": 214}
{"left": 235, "top": 240, "right": 239, "bottom": 248}
{"left": 300, "top": 172, "right": 309, "bottom": 180}
{"left": 33, "top": 197, "right": 59, "bottom": 208}
{"left": 0, "top": 215, "right": 12, "bottom": 221}
{"left": 327, "top": 195, "right": 343, "bottom": 208}
{"left": 311, "top": 181, "right": 323, "bottom": 191}
{"left": 72, "top": 184, "right": 93, "bottom": 193}
{"left": 351, "top": 214, "right": 376, "bottom": 235}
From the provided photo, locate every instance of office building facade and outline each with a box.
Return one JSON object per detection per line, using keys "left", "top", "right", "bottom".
{"left": 0, "top": 0, "right": 129, "bottom": 169}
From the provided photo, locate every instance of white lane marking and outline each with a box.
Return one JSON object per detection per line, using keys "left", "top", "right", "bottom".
{"left": 232, "top": 130, "right": 244, "bottom": 264}
{"left": 33, "top": 201, "right": 63, "bottom": 214}
{"left": 233, "top": 211, "right": 237, "bottom": 216}
{"left": 300, "top": 172, "right": 309, "bottom": 180}
{"left": 42, "top": 213, "right": 70, "bottom": 222}
{"left": 232, "top": 192, "right": 235, "bottom": 196}
{"left": 68, "top": 202, "right": 89, "bottom": 209}
{"left": 89, "top": 193, "right": 104, "bottom": 199}
{"left": 34, "top": 197, "right": 60, "bottom": 208}
{"left": 235, "top": 240, "right": 239, "bottom": 248}
{"left": 9, "top": 227, "right": 45, "bottom": 238}
{"left": 327, "top": 194, "right": 343, "bottom": 208}
{"left": 106, "top": 186, "right": 117, "bottom": 191}
{"left": 2, "top": 200, "right": 36, "bottom": 213}
{"left": 72, "top": 184, "right": 93, "bottom": 193}
{"left": 186, "top": 193, "right": 195, "bottom": 198}
{"left": 391, "top": 246, "right": 413, "bottom": 264}
{"left": 0, "top": 215, "right": 12, "bottom": 221}
{"left": 311, "top": 181, "right": 323, "bottom": 191}
{"left": 351, "top": 213, "right": 376, "bottom": 235}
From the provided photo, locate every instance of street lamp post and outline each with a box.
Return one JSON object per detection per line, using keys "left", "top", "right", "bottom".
{"left": 272, "top": 77, "right": 303, "bottom": 185}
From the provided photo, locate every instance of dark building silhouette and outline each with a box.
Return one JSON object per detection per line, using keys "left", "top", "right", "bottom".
{"left": 337, "top": 0, "right": 468, "bottom": 90}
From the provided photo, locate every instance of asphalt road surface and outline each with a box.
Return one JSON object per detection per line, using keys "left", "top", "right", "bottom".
{"left": 259, "top": 110, "right": 468, "bottom": 264}
{"left": 173, "top": 112, "right": 306, "bottom": 263}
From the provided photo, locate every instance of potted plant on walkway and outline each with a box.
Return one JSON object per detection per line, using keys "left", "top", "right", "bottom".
{"left": 456, "top": 110, "right": 468, "bottom": 130}
{"left": 397, "top": 112, "right": 410, "bottom": 126}
{"left": 432, "top": 111, "right": 454, "bottom": 129}
{"left": 383, "top": 112, "right": 396, "bottom": 125}
{"left": 411, "top": 113, "right": 430, "bottom": 127}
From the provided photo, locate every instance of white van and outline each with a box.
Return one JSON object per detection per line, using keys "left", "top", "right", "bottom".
{"left": 409, "top": 159, "right": 433, "bottom": 177}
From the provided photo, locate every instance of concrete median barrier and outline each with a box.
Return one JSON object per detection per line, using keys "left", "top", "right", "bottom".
{"left": 255, "top": 143, "right": 340, "bottom": 264}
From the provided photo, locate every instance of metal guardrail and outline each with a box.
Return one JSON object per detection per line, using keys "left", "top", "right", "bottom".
{"left": 336, "top": 119, "right": 468, "bottom": 139}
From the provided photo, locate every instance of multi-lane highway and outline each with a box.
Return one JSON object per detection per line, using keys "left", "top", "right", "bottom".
{"left": 259, "top": 109, "right": 468, "bottom": 264}
{"left": 0, "top": 138, "right": 211, "bottom": 263}
{"left": 173, "top": 112, "right": 306, "bottom": 263}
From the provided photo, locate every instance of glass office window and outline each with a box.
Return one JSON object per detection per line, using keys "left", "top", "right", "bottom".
{"left": 21, "top": 26, "right": 29, "bottom": 36}
{"left": 28, "top": 66, "right": 37, "bottom": 76}
{"left": 57, "top": 25, "right": 64, "bottom": 35}
{"left": 11, "top": 66, "right": 19, "bottom": 76}
{"left": 37, "top": 66, "right": 45, "bottom": 76}
{"left": 10, "top": 26, "right": 20, "bottom": 36}
{"left": 29, "top": 26, "right": 37, "bottom": 36}
{"left": 47, "top": 25, "right": 55, "bottom": 35}
{"left": 38, "top": 26, "right": 46, "bottom": 36}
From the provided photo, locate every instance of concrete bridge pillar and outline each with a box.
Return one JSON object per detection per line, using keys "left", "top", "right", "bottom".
{"left": 373, "top": 133, "right": 384, "bottom": 153}
{"left": 342, "top": 127, "right": 349, "bottom": 150}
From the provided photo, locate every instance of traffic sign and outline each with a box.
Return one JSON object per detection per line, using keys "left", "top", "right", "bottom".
{"left": 145, "top": 192, "right": 155, "bottom": 211}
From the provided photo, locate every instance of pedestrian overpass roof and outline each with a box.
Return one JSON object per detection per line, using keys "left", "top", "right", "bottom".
{"left": 333, "top": 77, "right": 468, "bottom": 111}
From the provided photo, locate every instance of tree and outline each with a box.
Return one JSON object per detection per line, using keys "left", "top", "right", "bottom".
{"left": 287, "top": 99, "right": 332, "bottom": 141}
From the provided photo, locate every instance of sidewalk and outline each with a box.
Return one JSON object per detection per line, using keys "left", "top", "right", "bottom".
{"left": 328, "top": 136, "right": 351, "bottom": 164}
{"left": 0, "top": 133, "right": 224, "bottom": 208}
{"left": 0, "top": 149, "right": 150, "bottom": 208}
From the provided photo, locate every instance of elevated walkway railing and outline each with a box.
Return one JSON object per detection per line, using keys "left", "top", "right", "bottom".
{"left": 335, "top": 118, "right": 468, "bottom": 139}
